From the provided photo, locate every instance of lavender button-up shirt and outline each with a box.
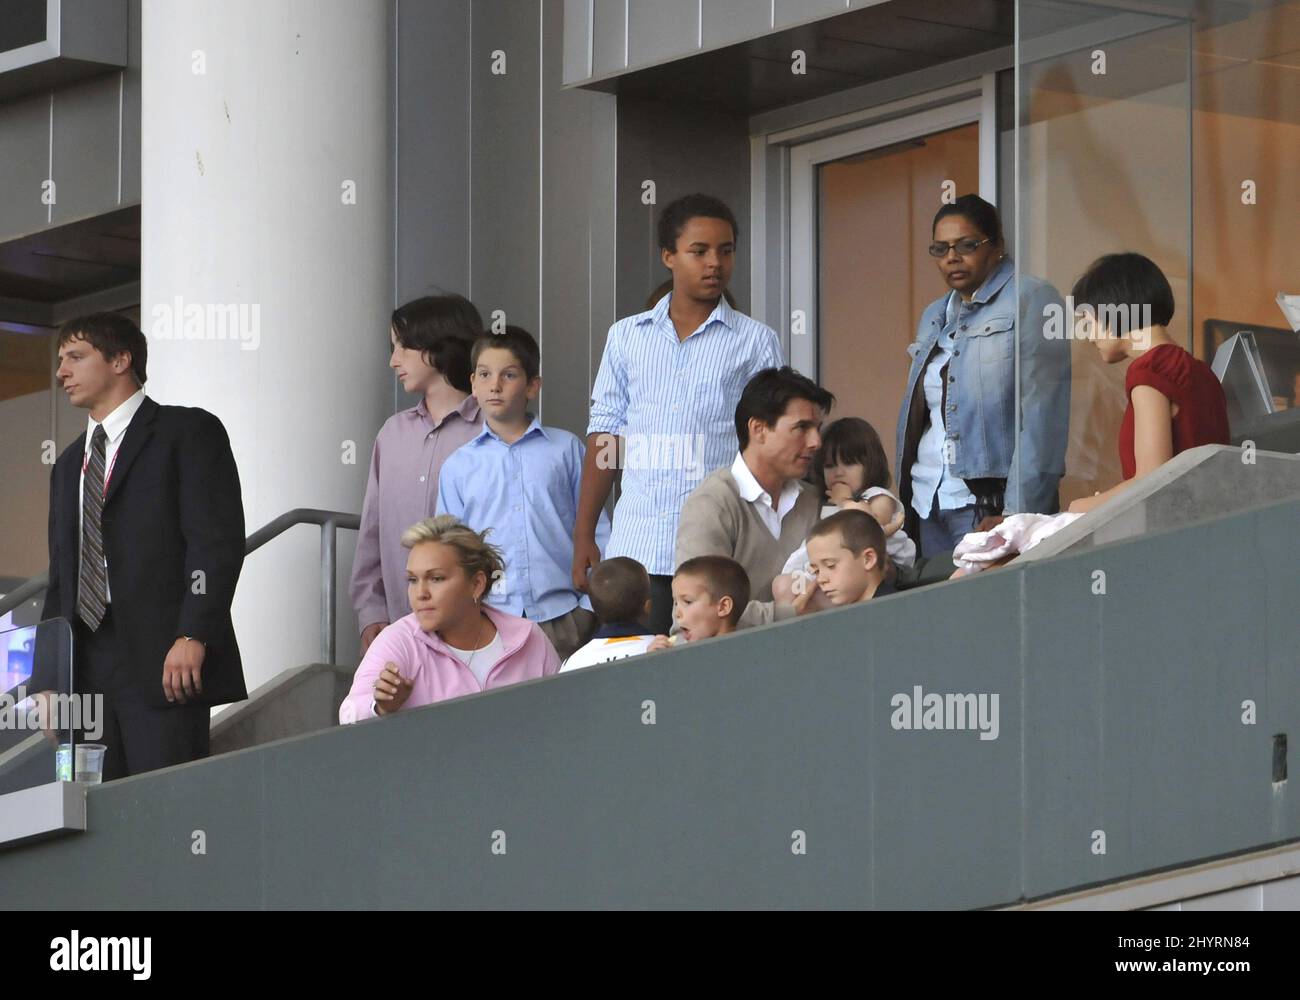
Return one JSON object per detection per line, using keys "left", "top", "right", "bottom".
{"left": 349, "top": 395, "right": 483, "bottom": 630}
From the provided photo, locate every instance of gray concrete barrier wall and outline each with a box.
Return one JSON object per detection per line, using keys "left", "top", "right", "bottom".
{"left": 2, "top": 495, "right": 1297, "bottom": 908}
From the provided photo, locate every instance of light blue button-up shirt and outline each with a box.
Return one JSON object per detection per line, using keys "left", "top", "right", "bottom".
{"left": 436, "top": 417, "right": 610, "bottom": 621}
{"left": 909, "top": 293, "right": 977, "bottom": 518}
{"left": 587, "top": 293, "right": 783, "bottom": 575}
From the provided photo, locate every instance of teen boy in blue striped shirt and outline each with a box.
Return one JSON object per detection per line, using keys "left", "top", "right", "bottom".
{"left": 571, "top": 194, "right": 783, "bottom": 633}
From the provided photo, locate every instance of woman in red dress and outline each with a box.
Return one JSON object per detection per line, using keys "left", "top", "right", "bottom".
{"left": 1067, "top": 253, "right": 1229, "bottom": 514}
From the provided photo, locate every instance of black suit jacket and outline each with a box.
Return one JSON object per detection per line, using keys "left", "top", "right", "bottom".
{"left": 36, "top": 396, "right": 248, "bottom": 708}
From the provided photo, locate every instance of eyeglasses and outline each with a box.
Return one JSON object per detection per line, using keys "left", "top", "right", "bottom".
{"left": 928, "top": 237, "right": 993, "bottom": 258}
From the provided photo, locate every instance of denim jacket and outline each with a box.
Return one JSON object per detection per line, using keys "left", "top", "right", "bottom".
{"left": 895, "top": 257, "right": 1071, "bottom": 516}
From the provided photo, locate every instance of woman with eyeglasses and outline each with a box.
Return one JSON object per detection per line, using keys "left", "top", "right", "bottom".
{"left": 895, "top": 194, "right": 1072, "bottom": 556}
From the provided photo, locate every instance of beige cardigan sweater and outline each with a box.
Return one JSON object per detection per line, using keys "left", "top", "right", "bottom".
{"left": 674, "top": 465, "right": 822, "bottom": 626}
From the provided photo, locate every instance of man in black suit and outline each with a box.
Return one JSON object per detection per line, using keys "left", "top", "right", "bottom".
{"left": 33, "top": 312, "right": 247, "bottom": 780}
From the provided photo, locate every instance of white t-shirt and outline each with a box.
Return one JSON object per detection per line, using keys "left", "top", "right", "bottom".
{"left": 781, "top": 488, "right": 917, "bottom": 577}
{"left": 445, "top": 632, "right": 505, "bottom": 686}
{"left": 560, "top": 634, "right": 656, "bottom": 673}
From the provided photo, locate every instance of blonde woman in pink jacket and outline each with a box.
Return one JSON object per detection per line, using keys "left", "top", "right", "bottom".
{"left": 339, "top": 515, "right": 559, "bottom": 723}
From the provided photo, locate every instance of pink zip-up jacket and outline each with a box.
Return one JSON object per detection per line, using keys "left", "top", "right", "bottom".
{"left": 338, "top": 605, "right": 559, "bottom": 723}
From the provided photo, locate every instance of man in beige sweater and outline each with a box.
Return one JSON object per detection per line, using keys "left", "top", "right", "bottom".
{"left": 674, "top": 367, "right": 834, "bottom": 627}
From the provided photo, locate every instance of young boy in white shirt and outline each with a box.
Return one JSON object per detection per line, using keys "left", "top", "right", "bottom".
{"left": 560, "top": 557, "right": 656, "bottom": 673}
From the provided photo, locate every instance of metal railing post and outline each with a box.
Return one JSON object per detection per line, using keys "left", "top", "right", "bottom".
{"left": 320, "top": 516, "right": 337, "bottom": 665}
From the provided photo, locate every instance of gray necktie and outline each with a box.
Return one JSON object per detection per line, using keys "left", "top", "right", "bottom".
{"left": 77, "top": 425, "right": 109, "bottom": 630}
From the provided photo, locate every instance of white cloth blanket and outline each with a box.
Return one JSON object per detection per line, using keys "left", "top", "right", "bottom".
{"left": 952, "top": 512, "right": 1083, "bottom": 573}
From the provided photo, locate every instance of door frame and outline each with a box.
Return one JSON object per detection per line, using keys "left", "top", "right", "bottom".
{"left": 750, "top": 75, "right": 999, "bottom": 379}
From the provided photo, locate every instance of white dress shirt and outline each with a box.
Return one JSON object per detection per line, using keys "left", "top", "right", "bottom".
{"left": 729, "top": 452, "right": 801, "bottom": 540}
{"left": 78, "top": 388, "right": 146, "bottom": 603}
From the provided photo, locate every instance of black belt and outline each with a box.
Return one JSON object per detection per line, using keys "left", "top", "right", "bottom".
{"left": 964, "top": 477, "right": 1006, "bottom": 526}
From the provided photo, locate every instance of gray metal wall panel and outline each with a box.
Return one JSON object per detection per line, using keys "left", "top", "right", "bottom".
{"left": 586, "top": 95, "right": 618, "bottom": 398}
{"left": 392, "top": 0, "right": 615, "bottom": 434}
{"left": 395, "top": 0, "right": 470, "bottom": 303}
{"left": 701, "top": 0, "right": 772, "bottom": 50}
{"left": 615, "top": 99, "right": 751, "bottom": 320}
{"left": 870, "top": 569, "right": 1024, "bottom": 909}
{"left": 1262, "top": 514, "right": 1300, "bottom": 842}
{"left": 1263, "top": 877, "right": 1300, "bottom": 909}
{"left": 0, "top": 1, "right": 139, "bottom": 243}
{"left": 470, "top": 0, "right": 541, "bottom": 339}
{"left": 58, "top": 0, "right": 129, "bottom": 64}
{"left": 626, "top": 0, "right": 699, "bottom": 70}
{"left": 49, "top": 76, "right": 120, "bottom": 224}
{"left": 591, "top": 0, "right": 626, "bottom": 77}
{"left": 0, "top": 93, "right": 50, "bottom": 239}
{"left": 1021, "top": 508, "right": 1297, "bottom": 901}
{"left": 774, "top": 0, "right": 847, "bottom": 30}
{"left": 569, "top": 0, "right": 893, "bottom": 82}
{"left": 562, "top": 0, "right": 591, "bottom": 84}
{"left": 541, "top": 0, "right": 616, "bottom": 439}
{"left": 118, "top": 0, "right": 141, "bottom": 206}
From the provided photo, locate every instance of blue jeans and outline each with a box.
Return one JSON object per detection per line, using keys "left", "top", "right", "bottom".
{"left": 918, "top": 496, "right": 978, "bottom": 558}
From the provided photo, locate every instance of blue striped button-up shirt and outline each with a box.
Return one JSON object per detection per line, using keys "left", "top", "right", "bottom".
{"left": 587, "top": 293, "right": 783, "bottom": 575}
{"left": 436, "top": 417, "right": 610, "bottom": 621}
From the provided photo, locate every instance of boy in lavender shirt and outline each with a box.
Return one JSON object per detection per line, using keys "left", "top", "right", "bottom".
{"left": 349, "top": 295, "right": 485, "bottom": 654}
{"left": 437, "top": 327, "right": 610, "bottom": 660}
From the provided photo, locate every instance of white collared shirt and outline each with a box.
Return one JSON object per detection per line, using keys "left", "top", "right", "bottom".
{"left": 78, "top": 388, "right": 146, "bottom": 603}
{"left": 730, "top": 452, "right": 801, "bottom": 540}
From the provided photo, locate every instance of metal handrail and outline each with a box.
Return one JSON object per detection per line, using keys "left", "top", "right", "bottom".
{"left": 0, "top": 574, "right": 48, "bottom": 619}
{"left": 0, "top": 507, "right": 360, "bottom": 664}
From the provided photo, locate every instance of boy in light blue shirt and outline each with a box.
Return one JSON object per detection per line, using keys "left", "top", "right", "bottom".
{"left": 437, "top": 326, "right": 609, "bottom": 660}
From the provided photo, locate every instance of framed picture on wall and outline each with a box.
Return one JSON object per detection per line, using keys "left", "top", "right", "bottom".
{"left": 1202, "top": 319, "right": 1300, "bottom": 411}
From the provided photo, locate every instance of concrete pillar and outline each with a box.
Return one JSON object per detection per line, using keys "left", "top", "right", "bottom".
{"left": 140, "top": 0, "right": 392, "bottom": 693}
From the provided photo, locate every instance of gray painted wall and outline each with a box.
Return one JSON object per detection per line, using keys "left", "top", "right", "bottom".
{"left": 394, "top": 0, "right": 754, "bottom": 438}
{"left": 392, "top": 0, "right": 617, "bottom": 437}
{"left": 565, "top": 0, "right": 894, "bottom": 85}
{"left": 2, "top": 495, "right": 1297, "bottom": 908}
{"left": 0, "top": 0, "right": 140, "bottom": 243}
{"left": 614, "top": 99, "right": 752, "bottom": 320}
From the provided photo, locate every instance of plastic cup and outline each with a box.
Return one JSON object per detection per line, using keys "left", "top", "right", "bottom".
{"left": 75, "top": 743, "right": 107, "bottom": 784}
{"left": 55, "top": 743, "right": 73, "bottom": 782}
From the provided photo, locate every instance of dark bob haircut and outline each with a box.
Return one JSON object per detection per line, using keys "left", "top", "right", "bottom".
{"left": 472, "top": 325, "right": 541, "bottom": 381}
{"left": 813, "top": 417, "right": 892, "bottom": 497}
{"left": 932, "top": 193, "right": 1004, "bottom": 247}
{"left": 57, "top": 312, "right": 148, "bottom": 386}
{"left": 390, "top": 294, "right": 483, "bottom": 393}
{"left": 657, "top": 193, "right": 739, "bottom": 254}
{"left": 1070, "top": 252, "right": 1175, "bottom": 332}
{"left": 735, "top": 366, "right": 835, "bottom": 451}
